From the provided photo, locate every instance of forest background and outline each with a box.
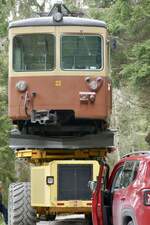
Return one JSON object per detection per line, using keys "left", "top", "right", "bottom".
{"left": 0, "top": 0, "right": 149, "bottom": 221}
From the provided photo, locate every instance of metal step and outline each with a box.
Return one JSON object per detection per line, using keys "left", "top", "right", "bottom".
{"left": 10, "top": 130, "right": 114, "bottom": 150}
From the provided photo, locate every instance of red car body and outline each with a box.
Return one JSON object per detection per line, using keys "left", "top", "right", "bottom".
{"left": 92, "top": 152, "right": 150, "bottom": 225}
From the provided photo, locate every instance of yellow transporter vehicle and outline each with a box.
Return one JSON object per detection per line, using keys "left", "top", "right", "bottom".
{"left": 8, "top": 4, "right": 114, "bottom": 225}
{"left": 31, "top": 160, "right": 99, "bottom": 214}
{"left": 8, "top": 149, "right": 109, "bottom": 225}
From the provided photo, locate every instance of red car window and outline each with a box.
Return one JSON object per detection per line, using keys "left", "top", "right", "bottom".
{"left": 111, "top": 166, "right": 123, "bottom": 192}
{"left": 120, "top": 160, "right": 139, "bottom": 188}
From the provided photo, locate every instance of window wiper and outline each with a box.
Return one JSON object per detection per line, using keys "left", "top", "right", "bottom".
{"left": 81, "top": 32, "right": 92, "bottom": 56}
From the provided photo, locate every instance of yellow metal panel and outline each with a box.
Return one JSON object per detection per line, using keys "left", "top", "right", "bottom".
{"left": 31, "top": 165, "right": 50, "bottom": 207}
{"left": 37, "top": 206, "right": 91, "bottom": 214}
{"left": 15, "top": 149, "right": 107, "bottom": 160}
{"left": 31, "top": 160, "right": 100, "bottom": 211}
{"left": 49, "top": 162, "right": 57, "bottom": 204}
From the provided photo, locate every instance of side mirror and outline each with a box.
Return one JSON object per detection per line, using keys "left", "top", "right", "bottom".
{"left": 88, "top": 181, "right": 97, "bottom": 192}
{"left": 111, "top": 39, "right": 117, "bottom": 50}
{"left": 109, "top": 36, "right": 118, "bottom": 50}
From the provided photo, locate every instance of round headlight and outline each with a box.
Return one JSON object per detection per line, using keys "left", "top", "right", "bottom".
{"left": 16, "top": 81, "right": 28, "bottom": 92}
{"left": 90, "top": 80, "right": 98, "bottom": 91}
{"left": 53, "top": 12, "right": 63, "bottom": 22}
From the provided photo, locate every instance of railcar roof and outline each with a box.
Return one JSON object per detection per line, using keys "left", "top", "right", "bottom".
{"left": 9, "top": 16, "right": 107, "bottom": 29}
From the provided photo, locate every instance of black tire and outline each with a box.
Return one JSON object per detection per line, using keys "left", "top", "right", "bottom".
{"left": 8, "top": 182, "right": 36, "bottom": 225}
{"left": 127, "top": 221, "right": 134, "bottom": 225}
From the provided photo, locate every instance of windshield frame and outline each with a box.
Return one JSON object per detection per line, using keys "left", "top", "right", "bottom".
{"left": 12, "top": 33, "right": 56, "bottom": 72}
{"left": 60, "top": 33, "right": 104, "bottom": 71}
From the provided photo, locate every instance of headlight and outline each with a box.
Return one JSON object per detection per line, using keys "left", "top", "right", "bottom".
{"left": 53, "top": 12, "right": 63, "bottom": 22}
{"left": 90, "top": 80, "right": 98, "bottom": 91}
{"left": 16, "top": 81, "right": 28, "bottom": 92}
{"left": 46, "top": 176, "right": 54, "bottom": 185}
{"left": 85, "top": 76, "right": 103, "bottom": 91}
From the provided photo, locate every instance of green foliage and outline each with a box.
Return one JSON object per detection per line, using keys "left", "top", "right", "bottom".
{"left": 0, "top": 107, "right": 15, "bottom": 204}
{"left": 0, "top": 78, "right": 16, "bottom": 205}
{"left": 88, "top": 0, "right": 150, "bottom": 154}
{"left": 0, "top": 0, "right": 16, "bottom": 205}
{"left": 87, "top": 0, "right": 115, "bottom": 8}
{"left": 64, "top": 0, "right": 76, "bottom": 8}
{"left": 0, "top": 216, "right": 5, "bottom": 225}
{"left": 121, "top": 40, "right": 150, "bottom": 87}
{"left": 89, "top": 0, "right": 150, "bottom": 88}
{"left": 111, "top": 88, "right": 149, "bottom": 156}
{"left": 0, "top": 0, "right": 8, "bottom": 36}
{"left": 0, "top": 47, "right": 8, "bottom": 86}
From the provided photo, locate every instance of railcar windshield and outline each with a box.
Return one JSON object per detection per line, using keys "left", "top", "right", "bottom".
{"left": 13, "top": 34, "right": 55, "bottom": 72}
{"left": 61, "top": 35, "right": 102, "bottom": 70}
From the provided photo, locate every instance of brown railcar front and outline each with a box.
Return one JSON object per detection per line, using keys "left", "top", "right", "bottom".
{"left": 8, "top": 16, "right": 112, "bottom": 136}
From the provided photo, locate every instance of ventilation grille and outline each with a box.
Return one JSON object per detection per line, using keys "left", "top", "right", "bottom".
{"left": 58, "top": 164, "right": 92, "bottom": 201}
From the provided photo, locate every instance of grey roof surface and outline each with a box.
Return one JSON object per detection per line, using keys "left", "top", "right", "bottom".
{"left": 9, "top": 16, "right": 107, "bottom": 29}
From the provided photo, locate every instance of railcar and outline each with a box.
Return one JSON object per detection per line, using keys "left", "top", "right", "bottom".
{"left": 8, "top": 4, "right": 112, "bottom": 136}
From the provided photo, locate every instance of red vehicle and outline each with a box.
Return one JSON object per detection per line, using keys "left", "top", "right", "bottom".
{"left": 90, "top": 151, "right": 150, "bottom": 225}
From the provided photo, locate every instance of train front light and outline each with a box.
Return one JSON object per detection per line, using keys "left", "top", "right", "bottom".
{"left": 90, "top": 80, "right": 98, "bottom": 91}
{"left": 85, "top": 76, "right": 103, "bottom": 91}
{"left": 16, "top": 80, "right": 28, "bottom": 92}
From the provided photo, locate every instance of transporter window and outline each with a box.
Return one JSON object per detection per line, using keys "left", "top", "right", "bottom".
{"left": 61, "top": 35, "right": 102, "bottom": 70}
{"left": 13, "top": 34, "right": 55, "bottom": 71}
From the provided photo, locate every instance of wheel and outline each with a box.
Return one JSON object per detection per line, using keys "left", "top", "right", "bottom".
{"left": 85, "top": 213, "right": 93, "bottom": 225}
{"left": 8, "top": 182, "right": 36, "bottom": 225}
{"left": 127, "top": 221, "right": 134, "bottom": 225}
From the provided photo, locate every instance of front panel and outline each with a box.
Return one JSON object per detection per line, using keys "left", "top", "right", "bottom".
{"left": 31, "top": 160, "right": 99, "bottom": 209}
{"left": 9, "top": 76, "right": 111, "bottom": 120}
{"left": 8, "top": 26, "right": 112, "bottom": 122}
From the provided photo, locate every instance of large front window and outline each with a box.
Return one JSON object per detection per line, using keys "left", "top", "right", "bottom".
{"left": 61, "top": 35, "right": 102, "bottom": 70}
{"left": 13, "top": 34, "right": 55, "bottom": 71}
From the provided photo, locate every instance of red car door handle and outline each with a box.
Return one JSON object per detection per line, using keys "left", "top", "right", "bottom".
{"left": 121, "top": 197, "right": 126, "bottom": 201}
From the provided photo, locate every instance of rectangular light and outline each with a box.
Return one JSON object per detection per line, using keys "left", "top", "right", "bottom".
{"left": 46, "top": 176, "right": 54, "bottom": 185}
